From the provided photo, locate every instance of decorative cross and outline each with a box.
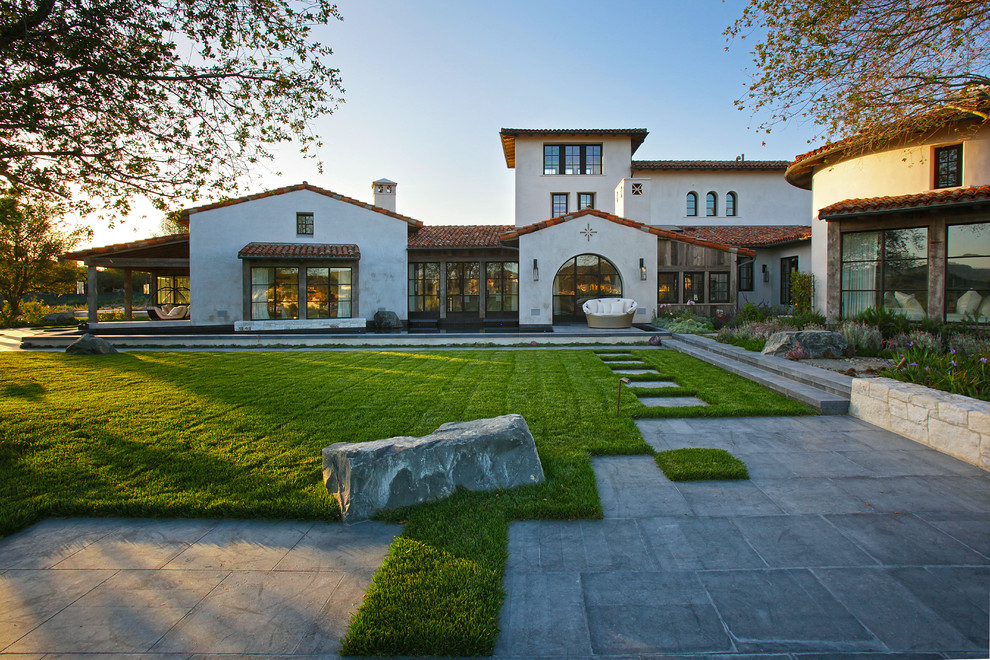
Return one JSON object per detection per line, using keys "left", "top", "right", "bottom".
{"left": 580, "top": 223, "right": 597, "bottom": 242}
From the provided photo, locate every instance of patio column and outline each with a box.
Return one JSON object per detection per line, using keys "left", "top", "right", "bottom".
{"left": 87, "top": 265, "right": 98, "bottom": 324}
{"left": 123, "top": 268, "right": 132, "bottom": 321}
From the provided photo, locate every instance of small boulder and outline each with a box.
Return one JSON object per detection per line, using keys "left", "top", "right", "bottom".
{"left": 373, "top": 310, "right": 402, "bottom": 330}
{"left": 323, "top": 414, "right": 545, "bottom": 522}
{"left": 65, "top": 333, "right": 118, "bottom": 355}
{"left": 762, "top": 330, "right": 848, "bottom": 359}
{"left": 648, "top": 335, "right": 663, "bottom": 346}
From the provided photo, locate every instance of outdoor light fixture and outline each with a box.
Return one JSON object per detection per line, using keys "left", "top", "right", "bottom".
{"left": 533, "top": 258, "right": 539, "bottom": 281}
{"left": 762, "top": 263, "right": 770, "bottom": 282}
{"left": 640, "top": 258, "right": 647, "bottom": 281}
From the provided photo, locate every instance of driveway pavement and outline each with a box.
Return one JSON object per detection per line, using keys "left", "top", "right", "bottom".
{"left": 496, "top": 416, "right": 989, "bottom": 659}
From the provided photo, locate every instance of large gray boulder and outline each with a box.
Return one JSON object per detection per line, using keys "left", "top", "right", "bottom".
{"left": 65, "top": 333, "right": 118, "bottom": 355}
{"left": 323, "top": 414, "right": 545, "bottom": 522}
{"left": 373, "top": 310, "right": 402, "bottom": 330}
{"left": 762, "top": 330, "right": 848, "bottom": 359}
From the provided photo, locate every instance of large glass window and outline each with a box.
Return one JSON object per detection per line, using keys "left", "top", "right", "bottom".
{"left": 657, "top": 272, "right": 678, "bottom": 303}
{"left": 306, "top": 267, "right": 351, "bottom": 318}
{"left": 706, "top": 192, "right": 717, "bottom": 216}
{"left": 946, "top": 222, "right": 990, "bottom": 320}
{"left": 780, "top": 256, "right": 799, "bottom": 305}
{"left": 841, "top": 227, "right": 929, "bottom": 318}
{"left": 709, "top": 272, "right": 730, "bottom": 303}
{"left": 683, "top": 272, "right": 703, "bottom": 303}
{"left": 738, "top": 258, "right": 754, "bottom": 292}
{"left": 553, "top": 254, "right": 621, "bottom": 320}
{"left": 544, "top": 144, "right": 602, "bottom": 175}
{"left": 409, "top": 262, "right": 440, "bottom": 313}
{"left": 156, "top": 275, "right": 190, "bottom": 305}
{"left": 686, "top": 192, "right": 698, "bottom": 217}
{"left": 934, "top": 144, "right": 962, "bottom": 188}
{"left": 486, "top": 262, "right": 519, "bottom": 313}
{"left": 552, "top": 193, "right": 568, "bottom": 217}
{"left": 251, "top": 267, "right": 299, "bottom": 320}
{"left": 446, "top": 262, "right": 480, "bottom": 313}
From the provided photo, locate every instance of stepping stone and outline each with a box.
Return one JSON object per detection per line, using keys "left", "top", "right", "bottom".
{"left": 596, "top": 353, "right": 632, "bottom": 357}
{"left": 605, "top": 361, "right": 646, "bottom": 366}
{"left": 639, "top": 396, "right": 708, "bottom": 407}
{"left": 624, "top": 380, "right": 678, "bottom": 388}
{"left": 613, "top": 369, "right": 659, "bottom": 375}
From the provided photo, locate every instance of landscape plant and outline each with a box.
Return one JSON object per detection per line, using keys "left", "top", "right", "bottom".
{"left": 654, "top": 448, "right": 749, "bottom": 481}
{"left": 840, "top": 319, "right": 884, "bottom": 356}
{"left": 881, "top": 345, "right": 990, "bottom": 402}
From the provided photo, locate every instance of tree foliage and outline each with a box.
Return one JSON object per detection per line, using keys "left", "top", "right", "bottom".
{"left": 728, "top": 0, "right": 990, "bottom": 143}
{"left": 0, "top": 194, "right": 90, "bottom": 324}
{"left": 0, "top": 0, "right": 344, "bottom": 217}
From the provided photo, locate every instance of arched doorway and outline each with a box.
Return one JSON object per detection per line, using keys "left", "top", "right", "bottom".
{"left": 552, "top": 254, "right": 622, "bottom": 322}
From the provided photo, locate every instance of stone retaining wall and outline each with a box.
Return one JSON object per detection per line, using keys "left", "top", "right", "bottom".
{"left": 849, "top": 377, "right": 989, "bottom": 470}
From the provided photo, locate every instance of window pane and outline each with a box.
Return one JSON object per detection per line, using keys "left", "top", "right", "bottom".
{"left": 884, "top": 227, "right": 927, "bottom": 260}
{"left": 726, "top": 192, "right": 736, "bottom": 217}
{"left": 552, "top": 193, "right": 568, "bottom": 216}
{"left": 947, "top": 256, "right": 990, "bottom": 291}
{"left": 686, "top": 193, "right": 697, "bottom": 216}
{"left": 578, "top": 193, "right": 594, "bottom": 209}
{"left": 296, "top": 212, "right": 314, "bottom": 235}
{"left": 842, "top": 231, "right": 880, "bottom": 262}
{"left": 564, "top": 145, "right": 581, "bottom": 175}
{"left": 935, "top": 144, "right": 962, "bottom": 188}
{"left": 585, "top": 145, "right": 601, "bottom": 174}
{"left": 543, "top": 145, "right": 559, "bottom": 175}
{"left": 683, "top": 272, "right": 702, "bottom": 302}
{"left": 948, "top": 222, "right": 990, "bottom": 258}
{"left": 710, "top": 272, "right": 729, "bottom": 303}
{"left": 706, "top": 192, "right": 717, "bottom": 216}
{"left": 658, "top": 273, "right": 678, "bottom": 303}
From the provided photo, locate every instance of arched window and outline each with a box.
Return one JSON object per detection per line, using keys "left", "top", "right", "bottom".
{"left": 706, "top": 192, "right": 717, "bottom": 216}
{"left": 552, "top": 254, "right": 622, "bottom": 322}
{"left": 686, "top": 191, "right": 698, "bottom": 216}
{"left": 726, "top": 191, "right": 737, "bottom": 217}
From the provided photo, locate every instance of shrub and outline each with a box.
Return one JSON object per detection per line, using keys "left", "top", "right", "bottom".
{"left": 653, "top": 308, "right": 714, "bottom": 335}
{"left": 946, "top": 332, "right": 989, "bottom": 356}
{"left": 789, "top": 272, "right": 814, "bottom": 313}
{"left": 790, "top": 309, "right": 827, "bottom": 329}
{"left": 854, "top": 306, "right": 910, "bottom": 339}
{"left": 732, "top": 302, "right": 787, "bottom": 326}
{"left": 840, "top": 320, "right": 883, "bottom": 355}
{"left": 881, "top": 346, "right": 990, "bottom": 402}
{"left": 890, "top": 330, "right": 942, "bottom": 353}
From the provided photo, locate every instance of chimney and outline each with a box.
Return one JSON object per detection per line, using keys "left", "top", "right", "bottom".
{"left": 372, "top": 178, "right": 397, "bottom": 212}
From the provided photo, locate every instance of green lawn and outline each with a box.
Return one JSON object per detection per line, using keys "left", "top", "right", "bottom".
{"left": 655, "top": 447, "right": 750, "bottom": 481}
{"left": 0, "top": 349, "right": 812, "bottom": 655}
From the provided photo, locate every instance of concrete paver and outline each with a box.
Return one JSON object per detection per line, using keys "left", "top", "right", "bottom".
{"left": 0, "top": 519, "right": 400, "bottom": 657}
{"left": 498, "top": 416, "right": 990, "bottom": 658}
{"left": 638, "top": 395, "right": 708, "bottom": 407}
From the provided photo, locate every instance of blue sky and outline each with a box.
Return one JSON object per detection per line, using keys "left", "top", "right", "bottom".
{"left": 84, "top": 0, "right": 821, "bottom": 248}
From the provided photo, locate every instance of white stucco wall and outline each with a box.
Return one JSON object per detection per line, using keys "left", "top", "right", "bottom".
{"left": 513, "top": 135, "right": 632, "bottom": 225}
{"left": 737, "top": 241, "right": 813, "bottom": 308}
{"left": 517, "top": 215, "right": 657, "bottom": 326}
{"left": 636, "top": 170, "right": 810, "bottom": 227}
{"left": 806, "top": 123, "right": 990, "bottom": 313}
{"left": 189, "top": 189, "right": 409, "bottom": 325}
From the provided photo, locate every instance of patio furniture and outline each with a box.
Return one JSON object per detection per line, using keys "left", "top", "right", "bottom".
{"left": 147, "top": 305, "right": 190, "bottom": 320}
{"left": 582, "top": 298, "right": 638, "bottom": 329}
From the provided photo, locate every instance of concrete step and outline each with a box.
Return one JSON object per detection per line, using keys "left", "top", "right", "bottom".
{"left": 672, "top": 333, "right": 853, "bottom": 397}
{"left": 666, "top": 337, "right": 850, "bottom": 415}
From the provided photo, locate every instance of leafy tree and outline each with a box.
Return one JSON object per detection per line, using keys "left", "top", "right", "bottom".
{"left": 0, "top": 1, "right": 343, "bottom": 217}
{"left": 728, "top": 0, "right": 990, "bottom": 143}
{"left": 0, "top": 194, "right": 90, "bottom": 325}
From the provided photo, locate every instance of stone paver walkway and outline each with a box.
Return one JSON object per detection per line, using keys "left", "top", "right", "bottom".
{"left": 0, "top": 518, "right": 400, "bottom": 657}
{"left": 496, "top": 416, "right": 989, "bottom": 659}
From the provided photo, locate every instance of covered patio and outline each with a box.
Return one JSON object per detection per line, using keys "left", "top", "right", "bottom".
{"left": 63, "top": 234, "right": 190, "bottom": 326}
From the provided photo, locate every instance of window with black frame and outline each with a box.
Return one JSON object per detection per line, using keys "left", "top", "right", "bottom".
{"left": 486, "top": 262, "right": 519, "bottom": 313}
{"left": 706, "top": 192, "right": 717, "bottom": 216}
{"left": 709, "top": 272, "right": 730, "bottom": 303}
{"left": 578, "top": 193, "right": 595, "bottom": 210}
{"left": 408, "top": 262, "right": 440, "bottom": 313}
{"left": 657, "top": 272, "right": 678, "bottom": 304}
{"left": 446, "top": 262, "right": 480, "bottom": 313}
{"left": 738, "top": 258, "right": 754, "bottom": 291}
{"left": 551, "top": 193, "right": 568, "bottom": 217}
{"left": 251, "top": 267, "right": 299, "bottom": 320}
{"left": 156, "top": 275, "right": 190, "bottom": 305}
{"left": 683, "top": 271, "right": 703, "bottom": 303}
{"left": 296, "top": 212, "right": 314, "bottom": 235}
{"left": 306, "top": 267, "right": 352, "bottom": 318}
{"left": 934, "top": 144, "right": 962, "bottom": 189}
{"left": 544, "top": 144, "right": 602, "bottom": 175}
{"left": 840, "top": 227, "right": 928, "bottom": 318}
{"left": 686, "top": 192, "right": 698, "bottom": 216}
{"left": 946, "top": 222, "right": 990, "bottom": 320}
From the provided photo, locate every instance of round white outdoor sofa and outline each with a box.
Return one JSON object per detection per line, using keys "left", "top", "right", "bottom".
{"left": 582, "top": 298, "right": 638, "bottom": 329}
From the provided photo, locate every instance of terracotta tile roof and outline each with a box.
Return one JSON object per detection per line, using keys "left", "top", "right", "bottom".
{"left": 677, "top": 225, "right": 811, "bottom": 248}
{"left": 499, "top": 128, "right": 649, "bottom": 167}
{"left": 500, "top": 208, "right": 756, "bottom": 257}
{"left": 237, "top": 243, "right": 360, "bottom": 259}
{"left": 632, "top": 160, "right": 788, "bottom": 171}
{"left": 64, "top": 233, "right": 189, "bottom": 260}
{"left": 408, "top": 225, "right": 515, "bottom": 249}
{"left": 818, "top": 186, "right": 990, "bottom": 219}
{"left": 178, "top": 182, "right": 424, "bottom": 229}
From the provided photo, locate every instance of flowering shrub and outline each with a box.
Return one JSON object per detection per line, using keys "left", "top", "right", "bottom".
{"left": 890, "top": 330, "right": 942, "bottom": 353}
{"left": 881, "top": 345, "right": 990, "bottom": 402}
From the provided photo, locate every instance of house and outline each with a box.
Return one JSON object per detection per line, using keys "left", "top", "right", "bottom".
{"left": 786, "top": 109, "right": 990, "bottom": 321}
{"left": 65, "top": 127, "right": 813, "bottom": 330}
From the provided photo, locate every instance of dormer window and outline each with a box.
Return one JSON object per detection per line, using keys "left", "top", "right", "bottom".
{"left": 296, "top": 212, "right": 314, "bottom": 235}
{"left": 544, "top": 144, "right": 602, "bottom": 175}
{"left": 934, "top": 144, "right": 962, "bottom": 188}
